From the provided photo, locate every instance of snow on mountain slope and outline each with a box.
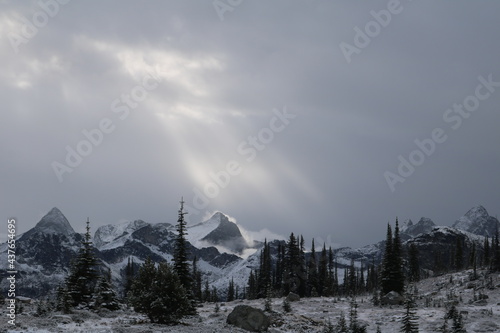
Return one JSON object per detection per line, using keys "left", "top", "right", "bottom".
{"left": 186, "top": 212, "right": 223, "bottom": 248}
{"left": 21, "top": 207, "right": 75, "bottom": 238}
{"left": 94, "top": 219, "right": 150, "bottom": 250}
{"left": 452, "top": 205, "right": 500, "bottom": 237}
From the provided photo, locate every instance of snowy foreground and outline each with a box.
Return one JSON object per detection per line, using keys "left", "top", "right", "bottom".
{"left": 2, "top": 270, "right": 499, "bottom": 333}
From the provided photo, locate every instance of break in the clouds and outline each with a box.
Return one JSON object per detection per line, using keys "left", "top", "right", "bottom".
{"left": 1, "top": 0, "right": 499, "bottom": 248}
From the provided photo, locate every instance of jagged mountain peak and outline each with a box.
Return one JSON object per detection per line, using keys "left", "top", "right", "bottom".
{"left": 31, "top": 207, "right": 75, "bottom": 237}
{"left": 94, "top": 219, "right": 149, "bottom": 249}
{"left": 452, "top": 205, "right": 499, "bottom": 237}
{"left": 464, "top": 205, "right": 489, "bottom": 219}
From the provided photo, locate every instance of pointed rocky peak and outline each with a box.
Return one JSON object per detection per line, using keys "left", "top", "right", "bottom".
{"left": 33, "top": 207, "right": 75, "bottom": 237}
{"left": 94, "top": 219, "right": 149, "bottom": 249}
{"left": 201, "top": 212, "right": 248, "bottom": 254}
{"left": 452, "top": 205, "right": 499, "bottom": 237}
{"left": 211, "top": 211, "right": 230, "bottom": 223}
{"left": 464, "top": 205, "right": 489, "bottom": 220}
{"left": 401, "top": 217, "right": 436, "bottom": 238}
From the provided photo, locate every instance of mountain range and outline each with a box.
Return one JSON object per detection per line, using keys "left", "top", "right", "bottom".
{"left": 1, "top": 205, "right": 498, "bottom": 299}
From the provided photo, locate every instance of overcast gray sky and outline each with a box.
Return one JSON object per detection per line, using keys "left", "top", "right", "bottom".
{"left": 1, "top": 0, "right": 499, "bottom": 248}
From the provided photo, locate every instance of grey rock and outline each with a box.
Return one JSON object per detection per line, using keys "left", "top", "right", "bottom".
{"left": 227, "top": 305, "right": 270, "bottom": 332}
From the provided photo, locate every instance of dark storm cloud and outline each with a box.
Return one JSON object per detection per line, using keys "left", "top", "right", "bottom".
{"left": 1, "top": 0, "right": 499, "bottom": 248}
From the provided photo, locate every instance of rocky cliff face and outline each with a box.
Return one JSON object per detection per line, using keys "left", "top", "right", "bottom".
{"left": 452, "top": 205, "right": 499, "bottom": 238}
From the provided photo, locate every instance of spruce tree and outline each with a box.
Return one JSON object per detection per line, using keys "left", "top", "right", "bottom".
{"left": 400, "top": 292, "right": 419, "bottom": 333}
{"left": 392, "top": 218, "right": 405, "bottom": 293}
{"left": 307, "top": 239, "right": 319, "bottom": 297}
{"left": 492, "top": 225, "right": 500, "bottom": 272}
{"left": 227, "top": 278, "right": 235, "bottom": 302}
{"left": 95, "top": 269, "right": 120, "bottom": 310}
{"left": 129, "top": 259, "right": 192, "bottom": 324}
{"left": 381, "top": 223, "right": 394, "bottom": 295}
{"left": 454, "top": 238, "right": 464, "bottom": 271}
{"left": 65, "top": 218, "right": 100, "bottom": 308}
{"left": 483, "top": 237, "right": 490, "bottom": 267}
{"left": 257, "top": 239, "right": 272, "bottom": 298}
{"left": 123, "top": 257, "right": 135, "bottom": 300}
{"left": 318, "top": 243, "right": 328, "bottom": 296}
{"left": 173, "top": 198, "right": 192, "bottom": 293}
{"left": 408, "top": 244, "right": 420, "bottom": 282}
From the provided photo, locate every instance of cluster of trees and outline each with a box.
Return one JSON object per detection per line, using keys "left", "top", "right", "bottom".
{"left": 128, "top": 198, "right": 197, "bottom": 323}
{"left": 56, "top": 218, "right": 120, "bottom": 312}
{"left": 246, "top": 234, "right": 342, "bottom": 299}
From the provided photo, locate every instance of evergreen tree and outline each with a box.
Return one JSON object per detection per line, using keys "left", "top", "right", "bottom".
{"left": 348, "top": 298, "right": 367, "bottom": 333}
{"left": 483, "top": 237, "right": 490, "bottom": 267}
{"left": 408, "top": 243, "right": 420, "bottom": 283}
{"left": 318, "top": 243, "right": 328, "bottom": 296}
{"left": 192, "top": 256, "right": 203, "bottom": 302}
{"left": 129, "top": 259, "right": 192, "bottom": 324}
{"left": 400, "top": 292, "right": 419, "bottom": 333}
{"left": 454, "top": 238, "right": 464, "bottom": 271}
{"left": 381, "top": 219, "right": 405, "bottom": 295}
{"left": 347, "top": 259, "right": 357, "bottom": 296}
{"left": 274, "top": 241, "right": 285, "bottom": 294}
{"left": 381, "top": 223, "right": 394, "bottom": 295}
{"left": 203, "top": 279, "right": 211, "bottom": 303}
{"left": 492, "top": 225, "right": 500, "bottom": 272}
{"left": 247, "top": 270, "right": 257, "bottom": 299}
{"left": 392, "top": 218, "right": 405, "bottom": 293}
{"left": 65, "top": 218, "right": 100, "bottom": 308}
{"left": 257, "top": 239, "right": 272, "bottom": 298}
{"left": 307, "top": 238, "right": 319, "bottom": 297}
{"left": 123, "top": 257, "right": 135, "bottom": 300}
{"left": 173, "top": 198, "right": 192, "bottom": 293}
{"left": 227, "top": 278, "right": 235, "bottom": 302}
{"left": 95, "top": 269, "right": 120, "bottom": 310}
{"left": 336, "top": 312, "right": 348, "bottom": 333}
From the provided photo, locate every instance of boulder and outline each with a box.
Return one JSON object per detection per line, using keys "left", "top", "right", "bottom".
{"left": 286, "top": 292, "right": 300, "bottom": 302}
{"left": 227, "top": 305, "right": 270, "bottom": 332}
{"left": 381, "top": 291, "right": 404, "bottom": 305}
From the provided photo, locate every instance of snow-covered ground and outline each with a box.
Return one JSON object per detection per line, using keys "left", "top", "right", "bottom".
{"left": 2, "top": 269, "right": 499, "bottom": 332}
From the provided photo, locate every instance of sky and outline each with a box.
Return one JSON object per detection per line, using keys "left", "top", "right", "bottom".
{"left": 1, "top": 0, "right": 499, "bottom": 249}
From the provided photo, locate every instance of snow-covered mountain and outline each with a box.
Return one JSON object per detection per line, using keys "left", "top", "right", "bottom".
{"left": 452, "top": 205, "right": 499, "bottom": 238}
{"left": 1, "top": 205, "right": 497, "bottom": 299}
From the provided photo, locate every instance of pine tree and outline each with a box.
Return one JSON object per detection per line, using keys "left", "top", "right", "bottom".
{"left": 348, "top": 298, "right": 367, "bottom": 333}
{"left": 400, "top": 292, "right": 419, "bottom": 333}
{"left": 124, "top": 257, "right": 135, "bottom": 300}
{"left": 257, "top": 239, "right": 272, "bottom": 298}
{"left": 454, "top": 238, "right": 464, "bottom": 271}
{"left": 492, "top": 225, "right": 500, "bottom": 272}
{"left": 318, "top": 243, "right": 328, "bottom": 296}
{"left": 129, "top": 259, "right": 192, "bottom": 324}
{"left": 173, "top": 198, "right": 193, "bottom": 293}
{"left": 65, "top": 218, "right": 100, "bottom": 308}
{"left": 95, "top": 268, "right": 120, "bottom": 310}
{"left": 336, "top": 312, "right": 348, "bottom": 333}
{"left": 227, "top": 278, "right": 235, "bottom": 302}
{"left": 192, "top": 256, "right": 203, "bottom": 302}
{"left": 381, "top": 219, "right": 404, "bottom": 296}
{"left": 381, "top": 223, "right": 394, "bottom": 295}
{"left": 247, "top": 270, "right": 257, "bottom": 299}
{"left": 347, "top": 259, "right": 357, "bottom": 296}
{"left": 203, "top": 279, "right": 211, "bottom": 303}
{"left": 392, "top": 218, "right": 405, "bottom": 293}
{"left": 307, "top": 239, "right": 319, "bottom": 297}
{"left": 408, "top": 243, "right": 420, "bottom": 282}
{"left": 483, "top": 237, "right": 490, "bottom": 267}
